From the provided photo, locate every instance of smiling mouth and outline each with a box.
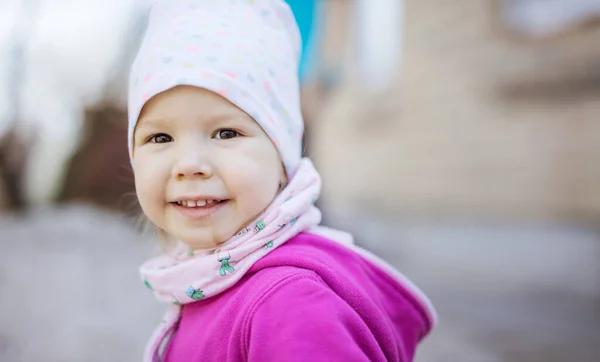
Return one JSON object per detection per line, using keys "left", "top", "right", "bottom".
{"left": 171, "top": 198, "right": 229, "bottom": 220}
{"left": 173, "top": 199, "right": 228, "bottom": 208}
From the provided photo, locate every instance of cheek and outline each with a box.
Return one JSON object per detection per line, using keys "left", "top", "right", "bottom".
{"left": 233, "top": 174, "right": 279, "bottom": 225}
{"left": 226, "top": 162, "right": 279, "bottom": 200}
{"left": 133, "top": 155, "right": 165, "bottom": 215}
{"left": 220, "top": 145, "right": 283, "bottom": 207}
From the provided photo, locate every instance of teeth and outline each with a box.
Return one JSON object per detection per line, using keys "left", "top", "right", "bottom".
{"left": 177, "top": 200, "right": 219, "bottom": 208}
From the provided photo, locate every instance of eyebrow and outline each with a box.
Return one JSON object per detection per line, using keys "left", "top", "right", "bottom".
{"left": 201, "top": 112, "right": 255, "bottom": 126}
{"left": 135, "top": 117, "right": 174, "bottom": 130}
{"left": 136, "top": 112, "right": 255, "bottom": 132}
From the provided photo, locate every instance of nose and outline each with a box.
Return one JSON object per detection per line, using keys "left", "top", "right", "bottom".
{"left": 172, "top": 143, "right": 214, "bottom": 180}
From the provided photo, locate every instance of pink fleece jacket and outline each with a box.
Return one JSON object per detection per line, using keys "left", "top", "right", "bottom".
{"left": 162, "top": 232, "right": 435, "bottom": 361}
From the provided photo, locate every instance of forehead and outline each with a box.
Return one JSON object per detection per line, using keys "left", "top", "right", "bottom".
{"left": 137, "top": 85, "right": 252, "bottom": 127}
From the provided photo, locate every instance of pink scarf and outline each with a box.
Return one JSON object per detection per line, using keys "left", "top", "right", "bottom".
{"left": 139, "top": 158, "right": 352, "bottom": 361}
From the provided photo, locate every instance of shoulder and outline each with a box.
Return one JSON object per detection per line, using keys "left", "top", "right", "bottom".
{"left": 250, "top": 231, "right": 357, "bottom": 273}
{"left": 244, "top": 266, "right": 327, "bottom": 312}
{"left": 239, "top": 233, "right": 335, "bottom": 300}
{"left": 244, "top": 270, "right": 349, "bottom": 326}
{"left": 239, "top": 267, "right": 380, "bottom": 361}
{"left": 240, "top": 263, "right": 325, "bottom": 315}
{"left": 238, "top": 233, "right": 343, "bottom": 314}
{"left": 238, "top": 232, "right": 363, "bottom": 324}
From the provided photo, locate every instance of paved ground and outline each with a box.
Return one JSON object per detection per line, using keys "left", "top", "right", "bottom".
{"left": 326, "top": 207, "right": 600, "bottom": 362}
{"left": 1, "top": 204, "right": 599, "bottom": 361}
{"left": 0, "top": 205, "right": 163, "bottom": 362}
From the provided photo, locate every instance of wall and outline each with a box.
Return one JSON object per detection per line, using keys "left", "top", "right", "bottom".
{"left": 314, "top": 0, "right": 600, "bottom": 222}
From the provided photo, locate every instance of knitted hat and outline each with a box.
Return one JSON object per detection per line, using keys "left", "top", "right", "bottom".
{"left": 128, "top": 0, "right": 304, "bottom": 177}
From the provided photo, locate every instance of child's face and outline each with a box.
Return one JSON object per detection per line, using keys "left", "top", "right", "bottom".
{"left": 133, "top": 86, "right": 286, "bottom": 250}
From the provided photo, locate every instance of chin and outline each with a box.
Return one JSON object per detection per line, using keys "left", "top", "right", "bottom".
{"left": 178, "top": 232, "right": 224, "bottom": 250}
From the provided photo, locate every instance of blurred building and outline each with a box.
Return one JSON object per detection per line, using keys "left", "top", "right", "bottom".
{"left": 314, "top": 0, "right": 600, "bottom": 223}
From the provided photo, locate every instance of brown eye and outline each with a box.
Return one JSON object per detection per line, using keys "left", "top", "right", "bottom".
{"left": 214, "top": 129, "right": 239, "bottom": 140}
{"left": 149, "top": 134, "right": 173, "bottom": 143}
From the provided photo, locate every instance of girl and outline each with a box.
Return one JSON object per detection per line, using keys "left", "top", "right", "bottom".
{"left": 128, "top": 1, "right": 437, "bottom": 361}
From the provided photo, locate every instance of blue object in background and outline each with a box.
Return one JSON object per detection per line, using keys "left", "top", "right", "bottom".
{"left": 285, "top": 0, "right": 320, "bottom": 82}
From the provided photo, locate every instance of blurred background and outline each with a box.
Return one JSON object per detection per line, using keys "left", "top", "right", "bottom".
{"left": 1, "top": 0, "right": 600, "bottom": 361}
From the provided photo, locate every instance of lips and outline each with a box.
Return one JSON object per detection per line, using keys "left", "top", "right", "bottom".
{"left": 170, "top": 198, "right": 229, "bottom": 220}
{"left": 175, "top": 199, "right": 224, "bottom": 208}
